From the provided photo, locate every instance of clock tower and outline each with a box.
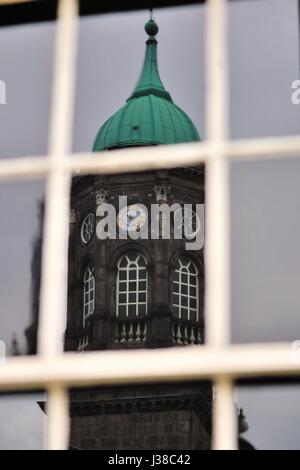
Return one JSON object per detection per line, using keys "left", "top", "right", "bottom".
{"left": 66, "top": 17, "right": 211, "bottom": 450}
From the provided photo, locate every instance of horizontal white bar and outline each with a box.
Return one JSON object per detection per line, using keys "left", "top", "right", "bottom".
{"left": 0, "top": 0, "right": 30, "bottom": 4}
{"left": 1, "top": 134, "right": 300, "bottom": 181}
{"left": 69, "top": 136, "right": 300, "bottom": 174}
{"left": 0, "top": 343, "right": 299, "bottom": 391}
{"left": 0, "top": 157, "right": 50, "bottom": 181}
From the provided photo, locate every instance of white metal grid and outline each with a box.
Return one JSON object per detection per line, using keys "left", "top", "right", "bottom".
{"left": 0, "top": 0, "right": 300, "bottom": 450}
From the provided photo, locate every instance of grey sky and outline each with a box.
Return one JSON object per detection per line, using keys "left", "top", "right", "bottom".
{"left": 0, "top": 0, "right": 300, "bottom": 450}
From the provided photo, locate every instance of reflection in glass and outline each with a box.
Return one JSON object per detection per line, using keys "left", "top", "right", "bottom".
{"left": 0, "top": 393, "right": 46, "bottom": 450}
{"left": 237, "top": 384, "right": 300, "bottom": 450}
{"left": 0, "top": 181, "right": 45, "bottom": 356}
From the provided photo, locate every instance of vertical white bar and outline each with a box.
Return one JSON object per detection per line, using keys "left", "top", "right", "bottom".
{"left": 47, "top": 386, "right": 70, "bottom": 450}
{"left": 212, "top": 377, "right": 237, "bottom": 450}
{"left": 206, "top": 0, "right": 228, "bottom": 143}
{"left": 38, "top": 0, "right": 78, "bottom": 357}
{"left": 205, "top": 156, "right": 230, "bottom": 347}
{"left": 37, "top": 0, "right": 79, "bottom": 450}
{"left": 205, "top": 0, "right": 230, "bottom": 347}
{"left": 204, "top": 0, "right": 236, "bottom": 449}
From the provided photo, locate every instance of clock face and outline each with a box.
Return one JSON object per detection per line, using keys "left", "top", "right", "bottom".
{"left": 117, "top": 204, "right": 147, "bottom": 233}
{"left": 174, "top": 207, "right": 201, "bottom": 239}
{"left": 80, "top": 213, "right": 95, "bottom": 244}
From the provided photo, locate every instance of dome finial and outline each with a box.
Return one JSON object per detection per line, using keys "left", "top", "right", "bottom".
{"left": 145, "top": 10, "right": 158, "bottom": 37}
{"left": 92, "top": 9, "right": 200, "bottom": 152}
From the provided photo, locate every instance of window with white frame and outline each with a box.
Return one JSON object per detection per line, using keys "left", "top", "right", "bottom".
{"left": 172, "top": 257, "right": 199, "bottom": 321}
{"left": 83, "top": 265, "right": 95, "bottom": 325}
{"left": 116, "top": 253, "right": 147, "bottom": 317}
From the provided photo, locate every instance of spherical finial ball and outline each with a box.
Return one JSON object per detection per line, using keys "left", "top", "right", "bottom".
{"left": 145, "top": 19, "right": 159, "bottom": 36}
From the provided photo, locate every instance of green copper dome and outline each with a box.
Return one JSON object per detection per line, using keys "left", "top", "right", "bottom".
{"left": 93, "top": 19, "right": 200, "bottom": 152}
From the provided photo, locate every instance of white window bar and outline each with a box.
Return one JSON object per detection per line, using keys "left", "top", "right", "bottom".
{"left": 0, "top": 0, "right": 300, "bottom": 452}
{"left": 0, "top": 0, "right": 29, "bottom": 4}
{"left": 46, "top": 386, "right": 70, "bottom": 451}
{"left": 36, "top": 0, "right": 79, "bottom": 450}
{"left": 204, "top": 0, "right": 237, "bottom": 450}
{"left": 1, "top": 344, "right": 300, "bottom": 391}
{"left": 4, "top": 133, "right": 300, "bottom": 183}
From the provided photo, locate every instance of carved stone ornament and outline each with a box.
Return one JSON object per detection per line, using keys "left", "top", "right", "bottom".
{"left": 154, "top": 185, "right": 170, "bottom": 203}
{"left": 95, "top": 189, "right": 109, "bottom": 206}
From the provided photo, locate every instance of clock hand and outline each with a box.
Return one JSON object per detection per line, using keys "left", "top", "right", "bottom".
{"left": 127, "top": 210, "right": 140, "bottom": 221}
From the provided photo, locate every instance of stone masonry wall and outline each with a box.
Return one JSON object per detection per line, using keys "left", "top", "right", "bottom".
{"left": 70, "top": 409, "right": 210, "bottom": 450}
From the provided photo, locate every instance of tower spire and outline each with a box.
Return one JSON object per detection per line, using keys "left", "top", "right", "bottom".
{"left": 127, "top": 17, "right": 172, "bottom": 102}
{"left": 93, "top": 15, "right": 200, "bottom": 151}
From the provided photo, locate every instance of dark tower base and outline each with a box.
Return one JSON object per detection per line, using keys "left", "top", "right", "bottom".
{"left": 69, "top": 384, "right": 212, "bottom": 450}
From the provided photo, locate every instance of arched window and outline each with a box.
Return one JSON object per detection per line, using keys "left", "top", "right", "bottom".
{"left": 83, "top": 265, "right": 95, "bottom": 325}
{"left": 116, "top": 253, "right": 147, "bottom": 317}
{"left": 172, "top": 257, "right": 199, "bottom": 321}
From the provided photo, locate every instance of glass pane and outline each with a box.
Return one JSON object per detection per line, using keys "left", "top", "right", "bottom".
{"left": 190, "top": 286, "right": 196, "bottom": 297}
{"left": 181, "top": 273, "right": 188, "bottom": 284}
{"left": 173, "top": 282, "right": 179, "bottom": 293}
{"left": 129, "top": 281, "right": 136, "bottom": 292}
{"left": 129, "top": 270, "right": 137, "bottom": 280}
{"left": 139, "top": 281, "right": 146, "bottom": 291}
{"left": 236, "top": 384, "right": 300, "bottom": 450}
{"left": 181, "top": 309, "right": 188, "bottom": 321}
{"left": 138, "top": 256, "right": 146, "bottom": 267}
{"left": 119, "top": 271, "right": 127, "bottom": 281}
{"left": 173, "top": 305, "right": 179, "bottom": 317}
{"left": 119, "top": 282, "right": 126, "bottom": 292}
{"left": 138, "top": 304, "right": 146, "bottom": 316}
{"left": 231, "top": 158, "right": 300, "bottom": 343}
{"left": 172, "top": 292, "right": 179, "bottom": 303}
{"left": 127, "top": 253, "right": 137, "bottom": 262}
{"left": 0, "top": 392, "right": 46, "bottom": 449}
{"left": 182, "top": 296, "right": 188, "bottom": 307}
{"left": 119, "top": 257, "right": 127, "bottom": 268}
{"left": 190, "top": 311, "right": 196, "bottom": 322}
{"left": 118, "top": 293, "right": 126, "bottom": 304}
{"left": 128, "top": 304, "right": 135, "bottom": 316}
{"left": 182, "top": 284, "right": 188, "bottom": 296}
{"left": 138, "top": 270, "right": 147, "bottom": 280}
{"left": 189, "top": 263, "right": 196, "bottom": 274}
{"left": 0, "top": 23, "right": 55, "bottom": 158}
{"left": 118, "top": 305, "right": 126, "bottom": 317}
{"left": 68, "top": 5, "right": 205, "bottom": 354}
{"left": 0, "top": 180, "right": 45, "bottom": 356}
{"left": 229, "top": 0, "right": 299, "bottom": 140}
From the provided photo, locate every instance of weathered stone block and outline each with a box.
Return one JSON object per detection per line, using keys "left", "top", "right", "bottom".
{"left": 81, "top": 438, "right": 96, "bottom": 449}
